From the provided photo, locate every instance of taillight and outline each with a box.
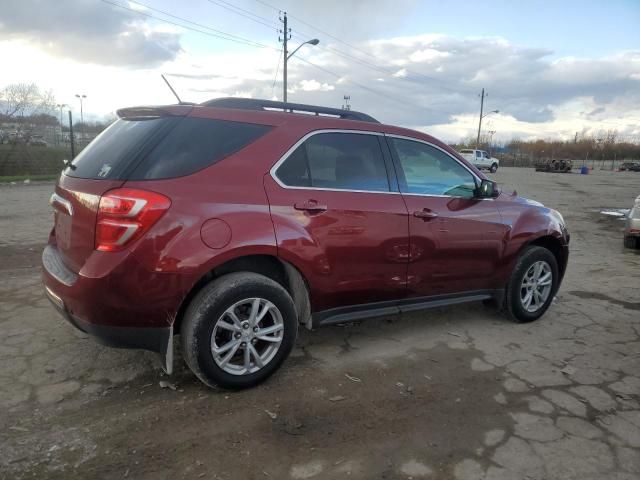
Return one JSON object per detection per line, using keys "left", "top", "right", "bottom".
{"left": 95, "top": 188, "right": 171, "bottom": 252}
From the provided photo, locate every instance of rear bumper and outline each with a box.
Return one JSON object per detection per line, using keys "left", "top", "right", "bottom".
{"left": 42, "top": 244, "right": 192, "bottom": 366}
{"left": 44, "top": 283, "right": 171, "bottom": 354}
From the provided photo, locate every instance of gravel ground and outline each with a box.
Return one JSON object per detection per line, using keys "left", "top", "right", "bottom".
{"left": 0, "top": 168, "right": 639, "bottom": 480}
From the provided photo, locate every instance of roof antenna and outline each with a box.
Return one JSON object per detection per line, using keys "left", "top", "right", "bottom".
{"left": 161, "top": 74, "right": 183, "bottom": 104}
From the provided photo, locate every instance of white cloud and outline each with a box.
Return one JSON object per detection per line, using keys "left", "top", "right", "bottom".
{"left": 298, "top": 80, "right": 335, "bottom": 92}
{"left": 0, "top": 0, "right": 182, "bottom": 66}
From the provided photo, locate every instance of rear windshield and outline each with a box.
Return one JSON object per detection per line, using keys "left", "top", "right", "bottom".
{"left": 460, "top": 150, "right": 473, "bottom": 154}
{"left": 64, "top": 117, "right": 272, "bottom": 180}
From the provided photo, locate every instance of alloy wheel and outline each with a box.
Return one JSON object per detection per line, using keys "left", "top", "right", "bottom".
{"left": 210, "top": 298, "right": 284, "bottom": 375}
{"left": 519, "top": 260, "right": 553, "bottom": 313}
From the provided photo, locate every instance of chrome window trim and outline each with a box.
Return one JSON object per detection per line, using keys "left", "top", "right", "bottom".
{"left": 269, "top": 129, "right": 490, "bottom": 200}
{"left": 269, "top": 129, "right": 401, "bottom": 195}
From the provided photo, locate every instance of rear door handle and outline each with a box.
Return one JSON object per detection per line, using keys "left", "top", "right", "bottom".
{"left": 294, "top": 200, "right": 327, "bottom": 212}
{"left": 413, "top": 209, "right": 438, "bottom": 220}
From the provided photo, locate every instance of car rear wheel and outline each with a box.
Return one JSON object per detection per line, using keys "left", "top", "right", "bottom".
{"left": 181, "top": 272, "right": 297, "bottom": 389}
{"left": 490, "top": 163, "right": 498, "bottom": 173}
{"left": 504, "top": 246, "right": 558, "bottom": 323}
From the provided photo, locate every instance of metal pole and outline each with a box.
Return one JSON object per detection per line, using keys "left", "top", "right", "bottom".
{"left": 68, "top": 110, "right": 75, "bottom": 159}
{"left": 58, "top": 106, "right": 64, "bottom": 145}
{"left": 282, "top": 12, "right": 288, "bottom": 108}
{"left": 476, "top": 88, "right": 485, "bottom": 148}
{"left": 79, "top": 97, "right": 85, "bottom": 142}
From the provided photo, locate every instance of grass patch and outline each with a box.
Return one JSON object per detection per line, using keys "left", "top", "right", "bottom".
{"left": 0, "top": 144, "right": 70, "bottom": 176}
{"left": 0, "top": 174, "right": 59, "bottom": 183}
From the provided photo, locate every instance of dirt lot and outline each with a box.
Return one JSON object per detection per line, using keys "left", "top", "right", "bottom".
{"left": 1, "top": 168, "right": 639, "bottom": 480}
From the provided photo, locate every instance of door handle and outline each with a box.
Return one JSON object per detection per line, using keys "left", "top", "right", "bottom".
{"left": 413, "top": 209, "right": 438, "bottom": 220}
{"left": 294, "top": 200, "right": 327, "bottom": 212}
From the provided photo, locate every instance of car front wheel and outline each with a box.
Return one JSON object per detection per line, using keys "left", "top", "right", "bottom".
{"left": 504, "top": 246, "right": 559, "bottom": 323}
{"left": 181, "top": 272, "right": 298, "bottom": 389}
{"left": 490, "top": 163, "right": 498, "bottom": 173}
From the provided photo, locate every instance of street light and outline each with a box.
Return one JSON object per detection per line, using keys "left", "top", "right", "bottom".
{"left": 56, "top": 104, "right": 67, "bottom": 145}
{"left": 75, "top": 94, "right": 86, "bottom": 142}
{"left": 283, "top": 37, "right": 319, "bottom": 107}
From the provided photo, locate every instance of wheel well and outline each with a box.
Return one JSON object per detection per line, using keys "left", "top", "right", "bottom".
{"left": 529, "top": 236, "right": 566, "bottom": 277}
{"left": 173, "top": 255, "right": 311, "bottom": 333}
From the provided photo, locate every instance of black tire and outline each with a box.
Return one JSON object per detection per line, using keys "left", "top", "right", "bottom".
{"left": 624, "top": 235, "right": 639, "bottom": 249}
{"left": 181, "top": 272, "right": 298, "bottom": 389}
{"left": 490, "top": 163, "right": 498, "bottom": 173}
{"left": 504, "top": 246, "right": 559, "bottom": 323}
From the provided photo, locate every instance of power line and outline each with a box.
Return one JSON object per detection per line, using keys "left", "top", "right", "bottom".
{"left": 292, "top": 55, "right": 450, "bottom": 116}
{"left": 271, "top": 47, "right": 283, "bottom": 98}
{"left": 290, "top": 32, "right": 460, "bottom": 94}
{"left": 100, "top": 0, "right": 270, "bottom": 49}
{"left": 253, "top": 0, "right": 460, "bottom": 92}
{"left": 205, "top": 0, "right": 277, "bottom": 31}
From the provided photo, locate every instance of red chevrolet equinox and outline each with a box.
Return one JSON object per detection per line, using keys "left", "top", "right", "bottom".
{"left": 43, "top": 98, "right": 569, "bottom": 389}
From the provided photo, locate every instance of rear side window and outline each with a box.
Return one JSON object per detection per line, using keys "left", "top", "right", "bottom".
{"left": 64, "top": 117, "right": 271, "bottom": 180}
{"left": 275, "top": 132, "right": 389, "bottom": 192}
{"left": 129, "top": 117, "right": 272, "bottom": 180}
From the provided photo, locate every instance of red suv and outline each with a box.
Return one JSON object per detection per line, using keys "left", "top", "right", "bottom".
{"left": 43, "top": 98, "right": 569, "bottom": 389}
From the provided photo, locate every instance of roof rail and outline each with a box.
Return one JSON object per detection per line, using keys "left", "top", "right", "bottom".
{"left": 201, "top": 97, "right": 380, "bottom": 123}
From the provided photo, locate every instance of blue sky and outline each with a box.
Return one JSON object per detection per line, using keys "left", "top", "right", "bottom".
{"left": 1, "top": 0, "right": 639, "bottom": 141}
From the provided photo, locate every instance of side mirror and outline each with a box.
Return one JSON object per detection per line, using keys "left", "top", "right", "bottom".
{"left": 476, "top": 179, "right": 499, "bottom": 198}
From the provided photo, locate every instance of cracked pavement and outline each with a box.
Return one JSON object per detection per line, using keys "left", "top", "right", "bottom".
{"left": 0, "top": 168, "right": 639, "bottom": 479}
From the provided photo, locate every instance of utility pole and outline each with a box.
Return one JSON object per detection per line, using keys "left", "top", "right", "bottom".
{"left": 342, "top": 95, "right": 351, "bottom": 111}
{"left": 476, "top": 88, "right": 486, "bottom": 148}
{"left": 279, "top": 13, "right": 318, "bottom": 109}
{"left": 280, "top": 12, "right": 290, "bottom": 108}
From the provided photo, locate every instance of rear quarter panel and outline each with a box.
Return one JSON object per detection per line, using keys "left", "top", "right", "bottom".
{"left": 122, "top": 129, "right": 289, "bottom": 283}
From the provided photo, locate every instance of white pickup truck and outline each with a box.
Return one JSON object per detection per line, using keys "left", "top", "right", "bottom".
{"left": 459, "top": 149, "right": 499, "bottom": 173}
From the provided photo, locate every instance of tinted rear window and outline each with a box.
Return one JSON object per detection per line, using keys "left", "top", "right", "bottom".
{"left": 64, "top": 117, "right": 271, "bottom": 180}
{"left": 129, "top": 117, "right": 272, "bottom": 180}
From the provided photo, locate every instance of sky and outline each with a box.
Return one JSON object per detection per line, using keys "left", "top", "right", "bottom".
{"left": 1, "top": 0, "right": 639, "bottom": 143}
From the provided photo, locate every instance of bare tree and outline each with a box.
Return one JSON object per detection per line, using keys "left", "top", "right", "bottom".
{"left": 0, "top": 83, "right": 56, "bottom": 119}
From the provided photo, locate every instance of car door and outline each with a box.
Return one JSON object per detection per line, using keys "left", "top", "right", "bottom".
{"left": 264, "top": 130, "right": 410, "bottom": 313}
{"left": 386, "top": 135, "right": 506, "bottom": 298}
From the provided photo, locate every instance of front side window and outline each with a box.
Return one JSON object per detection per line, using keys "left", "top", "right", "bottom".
{"left": 275, "top": 132, "right": 389, "bottom": 192}
{"left": 391, "top": 138, "right": 477, "bottom": 198}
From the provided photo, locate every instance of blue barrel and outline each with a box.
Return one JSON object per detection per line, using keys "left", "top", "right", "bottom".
{"left": 580, "top": 166, "right": 589, "bottom": 174}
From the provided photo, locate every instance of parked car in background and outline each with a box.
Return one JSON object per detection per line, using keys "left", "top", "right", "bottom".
{"left": 43, "top": 98, "right": 569, "bottom": 390}
{"left": 619, "top": 162, "right": 640, "bottom": 172}
{"left": 624, "top": 195, "right": 640, "bottom": 249}
{"left": 535, "top": 159, "right": 573, "bottom": 173}
{"left": 459, "top": 149, "right": 499, "bottom": 172}
{"left": 29, "top": 135, "right": 48, "bottom": 147}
